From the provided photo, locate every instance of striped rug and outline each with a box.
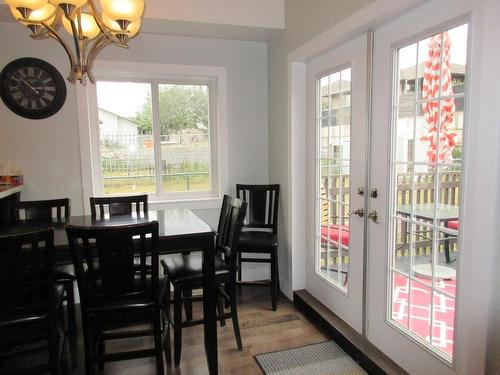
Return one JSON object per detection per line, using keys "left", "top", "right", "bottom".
{"left": 254, "top": 340, "right": 367, "bottom": 375}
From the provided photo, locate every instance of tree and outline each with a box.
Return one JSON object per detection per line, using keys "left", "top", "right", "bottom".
{"left": 133, "top": 85, "right": 209, "bottom": 141}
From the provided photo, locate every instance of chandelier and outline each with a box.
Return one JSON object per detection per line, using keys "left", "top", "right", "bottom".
{"left": 5, "top": 0, "right": 145, "bottom": 84}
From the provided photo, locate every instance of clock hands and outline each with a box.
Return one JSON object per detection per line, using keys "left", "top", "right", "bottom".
{"left": 20, "top": 79, "right": 40, "bottom": 95}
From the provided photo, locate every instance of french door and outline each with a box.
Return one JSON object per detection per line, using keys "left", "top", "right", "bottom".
{"left": 305, "top": 34, "right": 367, "bottom": 333}
{"left": 302, "top": 0, "right": 493, "bottom": 373}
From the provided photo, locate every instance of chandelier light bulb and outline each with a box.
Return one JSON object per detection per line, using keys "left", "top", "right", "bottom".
{"left": 5, "top": 0, "right": 48, "bottom": 17}
{"left": 102, "top": 12, "right": 140, "bottom": 37}
{"left": 9, "top": 3, "right": 56, "bottom": 24}
{"left": 62, "top": 12, "right": 100, "bottom": 39}
{"left": 49, "top": 0, "right": 87, "bottom": 8}
{"left": 101, "top": 0, "right": 144, "bottom": 23}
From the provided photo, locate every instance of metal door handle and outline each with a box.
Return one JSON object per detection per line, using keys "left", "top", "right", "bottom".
{"left": 367, "top": 210, "right": 379, "bottom": 224}
{"left": 350, "top": 208, "right": 364, "bottom": 217}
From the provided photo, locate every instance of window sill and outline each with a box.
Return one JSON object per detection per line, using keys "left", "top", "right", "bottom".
{"left": 148, "top": 196, "right": 222, "bottom": 210}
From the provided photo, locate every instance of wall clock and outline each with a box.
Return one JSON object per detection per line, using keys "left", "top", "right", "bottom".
{"left": 0, "top": 58, "right": 67, "bottom": 120}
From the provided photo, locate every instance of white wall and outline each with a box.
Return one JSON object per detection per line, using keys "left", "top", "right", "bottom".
{"left": 0, "top": 22, "right": 269, "bottom": 278}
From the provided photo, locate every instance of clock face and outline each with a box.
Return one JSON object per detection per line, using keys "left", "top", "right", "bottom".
{"left": 0, "top": 58, "right": 66, "bottom": 119}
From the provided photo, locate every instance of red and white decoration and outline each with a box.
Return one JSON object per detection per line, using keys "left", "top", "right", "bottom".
{"left": 421, "top": 32, "right": 457, "bottom": 165}
{"left": 392, "top": 273, "right": 455, "bottom": 357}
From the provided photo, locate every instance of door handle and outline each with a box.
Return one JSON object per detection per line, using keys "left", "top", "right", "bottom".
{"left": 350, "top": 208, "right": 364, "bottom": 217}
{"left": 367, "top": 210, "right": 379, "bottom": 224}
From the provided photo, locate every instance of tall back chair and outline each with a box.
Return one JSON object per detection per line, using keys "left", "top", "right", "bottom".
{"left": 161, "top": 195, "right": 247, "bottom": 366}
{"left": 66, "top": 221, "right": 167, "bottom": 375}
{"left": 89, "top": 194, "right": 148, "bottom": 218}
{"left": 9, "top": 198, "right": 77, "bottom": 368}
{"left": 0, "top": 229, "right": 67, "bottom": 374}
{"left": 10, "top": 198, "right": 70, "bottom": 222}
{"left": 236, "top": 184, "right": 280, "bottom": 310}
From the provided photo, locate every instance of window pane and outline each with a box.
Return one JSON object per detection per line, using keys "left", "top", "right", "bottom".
{"left": 158, "top": 84, "right": 211, "bottom": 193}
{"left": 96, "top": 81, "right": 155, "bottom": 195}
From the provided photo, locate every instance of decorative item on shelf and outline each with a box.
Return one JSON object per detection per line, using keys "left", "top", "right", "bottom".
{"left": 4, "top": 0, "right": 144, "bottom": 84}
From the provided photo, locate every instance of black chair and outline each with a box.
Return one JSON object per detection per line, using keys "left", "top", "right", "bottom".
{"left": 66, "top": 221, "right": 168, "bottom": 375}
{"left": 89, "top": 194, "right": 148, "bottom": 218}
{"left": 161, "top": 195, "right": 247, "bottom": 366}
{"left": 236, "top": 184, "right": 280, "bottom": 310}
{"left": 0, "top": 228, "right": 67, "bottom": 374}
{"left": 9, "top": 198, "right": 77, "bottom": 367}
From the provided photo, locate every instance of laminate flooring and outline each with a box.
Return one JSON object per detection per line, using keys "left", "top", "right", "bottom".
{"left": 7, "top": 288, "right": 329, "bottom": 375}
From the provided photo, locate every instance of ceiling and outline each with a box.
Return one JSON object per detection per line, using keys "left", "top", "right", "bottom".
{"left": 0, "top": 0, "right": 284, "bottom": 41}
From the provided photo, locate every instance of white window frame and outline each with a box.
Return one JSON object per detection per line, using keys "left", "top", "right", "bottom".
{"left": 76, "top": 61, "right": 228, "bottom": 214}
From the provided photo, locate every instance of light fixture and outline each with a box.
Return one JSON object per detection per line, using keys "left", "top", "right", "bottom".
{"left": 5, "top": 0, "right": 144, "bottom": 84}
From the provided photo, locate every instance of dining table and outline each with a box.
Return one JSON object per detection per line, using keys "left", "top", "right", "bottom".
{"left": 0, "top": 208, "right": 220, "bottom": 375}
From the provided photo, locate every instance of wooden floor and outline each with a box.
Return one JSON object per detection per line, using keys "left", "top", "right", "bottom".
{"left": 61, "top": 287, "right": 329, "bottom": 375}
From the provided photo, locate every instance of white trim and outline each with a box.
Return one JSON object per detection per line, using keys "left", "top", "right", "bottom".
{"left": 76, "top": 60, "right": 228, "bottom": 211}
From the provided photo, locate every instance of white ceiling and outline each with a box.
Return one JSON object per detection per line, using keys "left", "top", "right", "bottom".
{"left": 0, "top": 0, "right": 285, "bottom": 41}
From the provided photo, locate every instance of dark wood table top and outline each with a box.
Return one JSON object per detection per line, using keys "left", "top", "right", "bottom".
{"left": 0, "top": 208, "right": 215, "bottom": 252}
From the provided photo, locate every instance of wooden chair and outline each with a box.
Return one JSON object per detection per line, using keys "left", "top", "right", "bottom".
{"left": 236, "top": 184, "right": 280, "bottom": 310}
{"left": 0, "top": 228, "right": 67, "bottom": 374}
{"left": 89, "top": 194, "right": 148, "bottom": 218}
{"left": 161, "top": 195, "right": 247, "bottom": 366}
{"left": 9, "top": 198, "right": 77, "bottom": 367}
{"left": 66, "top": 221, "right": 168, "bottom": 375}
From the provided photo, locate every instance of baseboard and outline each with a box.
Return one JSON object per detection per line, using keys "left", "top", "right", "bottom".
{"left": 294, "top": 289, "right": 408, "bottom": 375}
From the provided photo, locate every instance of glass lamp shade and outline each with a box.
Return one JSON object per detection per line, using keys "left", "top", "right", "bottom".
{"left": 101, "top": 0, "right": 144, "bottom": 22}
{"left": 5, "top": 0, "right": 48, "bottom": 11}
{"left": 62, "top": 12, "right": 100, "bottom": 39}
{"left": 102, "top": 12, "right": 140, "bottom": 37}
{"left": 49, "top": 0, "right": 87, "bottom": 8}
{"left": 10, "top": 3, "right": 56, "bottom": 23}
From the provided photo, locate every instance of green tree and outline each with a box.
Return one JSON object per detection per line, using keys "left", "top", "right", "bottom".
{"left": 133, "top": 85, "right": 209, "bottom": 140}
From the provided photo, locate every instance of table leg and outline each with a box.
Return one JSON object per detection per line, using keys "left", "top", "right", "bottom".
{"left": 202, "top": 235, "right": 218, "bottom": 374}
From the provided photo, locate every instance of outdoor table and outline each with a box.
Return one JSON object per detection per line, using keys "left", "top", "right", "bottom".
{"left": 0, "top": 208, "right": 220, "bottom": 375}
{"left": 396, "top": 203, "right": 459, "bottom": 276}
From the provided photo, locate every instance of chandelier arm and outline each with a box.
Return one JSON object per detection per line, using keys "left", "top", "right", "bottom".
{"left": 85, "top": 35, "right": 112, "bottom": 84}
{"left": 40, "top": 22, "right": 78, "bottom": 83}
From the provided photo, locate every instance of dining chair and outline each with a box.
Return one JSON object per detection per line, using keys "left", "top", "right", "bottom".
{"left": 9, "top": 198, "right": 77, "bottom": 367}
{"left": 161, "top": 195, "right": 247, "bottom": 366}
{"left": 89, "top": 194, "right": 148, "bottom": 218}
{"left": 236, "top": 184, "right": 280, "bottom": 310}
{"left": 0, "top": 228, "right": 67, "bottom": 374}
{"left": 66, "top": 221, "right": 168, "bottom": 375}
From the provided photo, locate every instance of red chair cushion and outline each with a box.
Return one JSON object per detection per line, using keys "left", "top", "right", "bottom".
{"left": 321, "top": 224, "right": 350, "bottom": 246}
{"left": 447, "top": 220, "right": 459, "bottom": 230}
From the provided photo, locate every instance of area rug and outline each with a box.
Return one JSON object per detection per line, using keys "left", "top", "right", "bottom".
{"left": 254, "top": 340, "right": 367, "bottom": 375}
{"left": 392, "top": 273, "right": 455, "bottom": 357}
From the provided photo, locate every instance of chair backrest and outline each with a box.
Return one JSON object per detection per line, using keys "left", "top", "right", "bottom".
{"left": 10, "top": 198, "right": 70, "bottom": 223}
{"left": 216, "top": 195, "right": 247, "bottom": 280}
{"left": 89, "top": 194, "right": 148, "bottom": 218}
{"left": 65, "top": 221, "right": 159, "bottom": 307}
{"left": 236, "top": 184, "right": 279, "bottom": 233}
{"left": 0, "top": 229, "right": 55, "bottom": 315}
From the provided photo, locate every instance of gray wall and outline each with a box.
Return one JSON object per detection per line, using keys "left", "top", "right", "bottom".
{"left": 0, "top": 22, "right": 269, "bottom": 222}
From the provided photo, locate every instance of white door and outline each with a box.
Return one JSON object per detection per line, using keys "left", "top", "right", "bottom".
{"left": 366, "top": 0, "right": 491, "bottom": 373}
{"left": 305, "top": 34, "right": 367, "bottom": 333}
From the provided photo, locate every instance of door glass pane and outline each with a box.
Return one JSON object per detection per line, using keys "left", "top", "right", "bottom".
{"left": 158, "top": 84, "right": 211, "bottom": 193}
{"left": 389, "top": 23, "right": 467, "bottom": 362}
{"left": 96, "top": 81, "right": 155, "bottom": 195}
{"left": 316, "top": 67, "right": 351, "bottom": 291}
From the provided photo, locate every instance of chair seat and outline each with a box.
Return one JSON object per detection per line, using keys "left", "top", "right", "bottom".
{"left": 0, "top": 284, "right": 65, "bottom": 329}
{"left": 54, "top": 268, "right": 76, "bottom": 283}
{"left": 238, "top": 231, "right": 278, "bottom": 250}
{"left": 447, "top": 220, "right": 459, "bottom": 230}
{"left": 162, "top": 252, "right": 230, "bottom": 286}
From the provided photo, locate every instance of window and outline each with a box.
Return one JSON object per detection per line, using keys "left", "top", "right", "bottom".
{"left": 94, "top": 79, "right": 217, "bottom": 199}
{"left": 316, "top": 67, "right": 351, "bottom": 291}
{"left": 389, "top": 23, "right": 468, "bottom": 361}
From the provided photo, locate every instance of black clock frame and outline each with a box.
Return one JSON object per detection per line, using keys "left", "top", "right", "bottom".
{"left": 0, "top": 57, "right": 67, "bottom": 120}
